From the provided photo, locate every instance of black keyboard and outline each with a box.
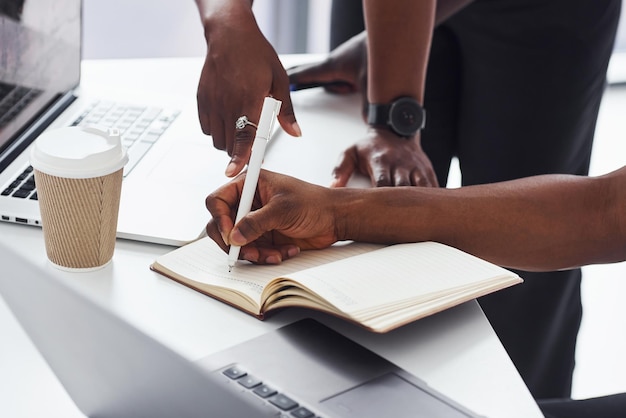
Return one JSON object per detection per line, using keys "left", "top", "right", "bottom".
{"left": 221, "top": 364, "right": 320, "bottom": 418}
{"left": 2, "top": 101, "right": 179, "bottom": 200}
{"left": 1, "top": 165, "right": 37, "bottom": 200}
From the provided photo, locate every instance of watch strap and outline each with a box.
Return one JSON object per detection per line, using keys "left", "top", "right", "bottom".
{"left": 367, "top": 97, "right": 426, "bottom": 138}
{"left": 367, "top": 103, "right": 391, "bottom": 126}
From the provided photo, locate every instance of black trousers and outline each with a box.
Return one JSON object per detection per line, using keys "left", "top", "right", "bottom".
{"left": 330, "top": 0, "right": 621, "bottom": 399}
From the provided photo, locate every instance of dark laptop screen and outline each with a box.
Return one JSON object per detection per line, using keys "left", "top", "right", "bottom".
{"left": 0, "top": 0, "right": 81, "bottom": 159}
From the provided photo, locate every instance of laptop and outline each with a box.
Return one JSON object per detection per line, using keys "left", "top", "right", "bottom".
{"left": 0, "top": 241, "right": 484, "bottom": 417}
{"left": 0, "top": 0, "right": 242, "bottom": 246}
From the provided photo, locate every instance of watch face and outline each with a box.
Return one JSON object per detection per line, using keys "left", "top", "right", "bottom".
{"left": 389, "top": 98, "right": 425, "bottom": 137}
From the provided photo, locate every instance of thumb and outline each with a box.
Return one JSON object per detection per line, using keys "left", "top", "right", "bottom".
{"left": 331, "top": 146, "right": 359, "bottom": 188}
{"left": 287, "top": 61, "right": 338, "bottom": 86}
{"left": 229, "top": 203, "right": 279, "bottom": 246}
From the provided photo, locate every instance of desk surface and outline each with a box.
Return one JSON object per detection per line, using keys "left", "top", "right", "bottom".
{"left": 0, "top": 57, "right": 543, "bottom": 418}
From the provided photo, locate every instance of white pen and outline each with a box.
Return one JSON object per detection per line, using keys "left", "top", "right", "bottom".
{"left": 228, "top": 97, "right": 282, "bottom": 272}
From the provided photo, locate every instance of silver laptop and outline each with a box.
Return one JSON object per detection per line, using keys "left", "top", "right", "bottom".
{"left": 0, "top": 241, "right": 484, "bottom": 418}
{"left": 0, "top": 0, "right": 237, "bottom": 246}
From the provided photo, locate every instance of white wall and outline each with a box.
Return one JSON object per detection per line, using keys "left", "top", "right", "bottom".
{"left": 82, "top": 0, "right": 330, "bottom": 59}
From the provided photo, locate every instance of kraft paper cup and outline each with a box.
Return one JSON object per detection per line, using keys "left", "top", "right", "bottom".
{"left": 30, "top": 126, "right": 128, "bottom": 271}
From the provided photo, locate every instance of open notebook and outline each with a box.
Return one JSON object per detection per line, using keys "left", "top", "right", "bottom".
{"left": 151, "top": 238, "right": 523, "bottom": 333}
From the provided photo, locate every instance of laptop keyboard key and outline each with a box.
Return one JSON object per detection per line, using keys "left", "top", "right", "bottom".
{"left": 218, "top": 364, "right": 319, "bottom": 417}
{"left": 238, "top": 375, "right": 262, "bottom": 389}
{"left": 253, "top": 384, "right": 277, "bottom": 398}
{"left": 222, "top": 366, "right": 247, "bottom": 380}
{"left": 290, "top": 406, "right": 315, "bottom": 418}
{"left": 12, "top": 189, "right": 31, "bottom": 198}
{"left": 269, "top": 393, "right": 298, "bottom": 411}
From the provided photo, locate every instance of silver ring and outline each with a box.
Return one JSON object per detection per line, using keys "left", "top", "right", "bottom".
{"left": 235, "top": 115, "right": 258, "bottom": 130}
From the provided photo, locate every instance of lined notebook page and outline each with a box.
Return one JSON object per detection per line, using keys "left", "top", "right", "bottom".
{"left": 153, "top": 237, "right": 383, "bottom": 303}
{"left": 288, "top": 241, "right": 520, "bottom": 315}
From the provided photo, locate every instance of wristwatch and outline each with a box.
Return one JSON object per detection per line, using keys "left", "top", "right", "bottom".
{"left": 367, "top": 96, "right": 426, "bottom": 138}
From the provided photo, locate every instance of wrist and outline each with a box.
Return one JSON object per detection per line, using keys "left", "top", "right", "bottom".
{"left": 330, "top": 188, "right": 368, "bottom": 242}
{"left": 199, "top": 2, "right": 256, "bottom": 41}
{"left": 367, "top": 126, "right": 420, "bottom": 143}
{"left": 333, "top": 187, "right": 442, "bottom": 244}
{"left": 367, "top": 97, "right": 426, "bottom": 138}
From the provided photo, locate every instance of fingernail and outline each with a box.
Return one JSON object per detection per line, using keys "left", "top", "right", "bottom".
{"left": 230, "top": 229, "right": 246, "bottom": 246}
{"left": 287, "top": 246, "right": 300, "bottom": 258}
{"left": 240, "top": 248, "right": 259, "bottom": 263}
{"left": 292, "top": 122, "right": 302, "bottom": 137}
{"left": 265, "top": 255, "right": 282, "bottom": 264}
{"left": 225, "top": 161, "right": 238, "bottom": 177}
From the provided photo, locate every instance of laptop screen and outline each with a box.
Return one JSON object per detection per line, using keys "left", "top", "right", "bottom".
{"left": 0, "top": 0, "right": 81, "bottom": 164}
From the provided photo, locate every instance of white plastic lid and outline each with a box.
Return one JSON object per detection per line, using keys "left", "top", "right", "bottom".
{"left": 30, "top": 126, "right": 128, "bottom": 178}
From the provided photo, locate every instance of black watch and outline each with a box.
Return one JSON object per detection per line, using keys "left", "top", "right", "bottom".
{"left": 367, "top": 96, "right": 426, "bottom": 138}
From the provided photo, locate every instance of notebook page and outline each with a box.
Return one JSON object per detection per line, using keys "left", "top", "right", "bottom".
{"left": 153, "top": 237, "right": 382, "bottom": 303}
{"left": 288, "top": 241, "right": 520, "bottom": 315}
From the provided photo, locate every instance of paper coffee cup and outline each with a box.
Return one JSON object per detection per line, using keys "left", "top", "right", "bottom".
{"left": 30, "top": 126, "right": 128, "bottom": 271}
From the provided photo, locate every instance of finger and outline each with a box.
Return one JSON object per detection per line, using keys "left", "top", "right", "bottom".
{"left": 331, "top": 147, "right": 359, "bottom": 188}
{"left": 228, "top": 101, "right": 263, "bottom": 176}
{"left": 277, "top": 103, "right": 302, "bottom": 138}
{"left": 229, "top": 197, "right": 287, "bottom": 247}
{"left": 286, "top": 61, "right": 337, "bottom": 87}
{"left": 287, "top": 64, "right": 354, "bottom": 95}
{"left": 324, "top": 82, "right": 356, "bottom": 95}
{"left": 240, "top": 244, "right": 300, "bottom": 265}
{"left": 205, "top": 175, "right": 245, "bottom": 243}
{"left": 196, "top": 87, "right": 212, "bottom": 136}
{"left": 371, "top": 164, "right": 393, "bottom": 188}
{"left": 273, "top": 72, "right": 302, "bottom": 138}
{"left": 228, "top": 124, "right": 256, "bottom": 177}
{"left": 411, "top": 169, "right": 438, "bottom": 188}
{"left": 393, "top": 167, "right": 412, "bottom": 187}
{"left": 197, "top": 105, "right": 212, "bottom": 136}
{"left": 209, "top": 112, "right": 226, "bottom": 151}
{"left": 205, "top": 219, "right": 229, "bottom": 253}
{"left": 230, "top": 210, "right": 274, "bottom": 247}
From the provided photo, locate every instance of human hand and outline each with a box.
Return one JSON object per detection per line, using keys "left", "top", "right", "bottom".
{"left": 205, "top": 170, "right": 342, "bottom": 265}
{"left": 331, "top": 128, "right": 439, "bottom": 188}
{"left": 287, "top": 31, "right": 368, "bottom": 110}
{"left": 196, "top": 7, "right": 301, "bottom": 177}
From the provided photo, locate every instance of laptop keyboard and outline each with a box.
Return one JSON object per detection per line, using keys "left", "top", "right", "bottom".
{"left": 71, "top": 101, "right": 180, "bottom": 176}
{"left": 1, "top": 165, "right": 37, "bottom": 200}
{"left": 221, "top": 364, "right": 320, "bottom": 418}
{"left": 1, "top": 101, "right": 179, "bottom": 201}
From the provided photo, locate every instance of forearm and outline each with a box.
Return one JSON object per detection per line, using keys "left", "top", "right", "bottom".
{"left": 336, "top": 169, "right": 626, "bottom": 271}
{"left": 363, "top": 0, "right": 435, "bottom": 104}
{"left": 195, "top": 0, "right": 255, "bottom": 38}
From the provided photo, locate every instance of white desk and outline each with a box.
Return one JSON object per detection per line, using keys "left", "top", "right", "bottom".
{"left": 0, "top": 57, "right": 543, "bottom": 418}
